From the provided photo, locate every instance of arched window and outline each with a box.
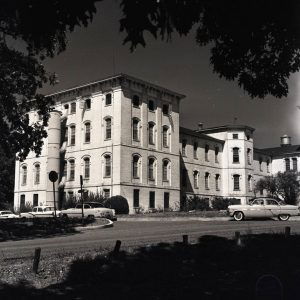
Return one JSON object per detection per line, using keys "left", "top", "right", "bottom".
{"left": 233, "top": 147, "right": 239, "bottom": 163}
{"left": 85, "top": 122, "right": 91, "bottom": 143}
{"left": 22, "top": 165, "right": 27, "bottom": 185}
{"left": 132, "top": 155, "right": 140, "bottom": 178}
{"left": 193, "top": 170, "right": 199, "bottom": 188}
{"left": 70, "top": 125, "right": 76, "bottom": 146}
{"left": 69, "top": 159, "right": 75, "bottom": 181}
{"left": 162, "top": 160, "right": 170, "bottom": 182}
{"left": 70, "top": 102, "right": 76, "bottom": 114}
{"left": 205, "top": 172, "right": 210, "bottom": 190}
{"left": 233, "top": 174, "right": 240, "bottom": 191}
{"left": 132, "top": 95, "right": 140, "bottom": 107}
{"left": 148, "top": 157, "right": 155, "bottom": 181}
{"left": 248, "top": 175, "right": 252, "bottom": 191}
{"left": 84, "top": 157, "right": 90, "bottom": 179}
{"left": 163, "top": 126, "right": 169, "bottom": 148}
{"left": 149, "top": 122, "right": 155, "bottom": 145}
{"left": 105, "top": 93, "right": 112, "bottom": 106}
{"left": 34, "top": 164, "right": 40, "bottom": 185}
{"left": 205, "top": 145, "right": 209, "bottom": 161}
{"left": 132, "top": 118, "right": 140, "bottom": 141}
{"left": 105, "top": 118, "right": 112, "bottom": 140}
{"left": 215, "top": 174, "right": 220, "bottom": 191}
{"left": 104, "top": 154, "right": 111, "bottom": 177}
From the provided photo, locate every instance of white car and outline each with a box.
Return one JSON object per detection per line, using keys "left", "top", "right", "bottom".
{"left": 60, "top": 202, "right": 116, "bottom": 220}
{"left": 0, "top": 211, "right": 19, "bottom": 219}
{"left": 20, "top": 206, "right": 61, "bottom": 218}
{"left": 228, "top": 198, "right": 300, "bottom": 221}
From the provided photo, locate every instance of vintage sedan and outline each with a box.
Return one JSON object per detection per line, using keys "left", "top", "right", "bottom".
{"left": 228, "top": 198, "right": 300, "bottom": 221}
{"left": 60, "top": 202, "right": 116, "bottom": 221}
{"left": 20, "top": 206, "right": 61, "bottom": 218}
{"left": 0, "top": 211, "right": 19, "bottom": 219}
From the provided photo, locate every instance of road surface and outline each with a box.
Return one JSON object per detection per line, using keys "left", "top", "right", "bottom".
{"left": 0, "top": 220, "right": 298, "bottom": 259}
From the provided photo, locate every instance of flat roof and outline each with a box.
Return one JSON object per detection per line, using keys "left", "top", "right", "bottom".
{"left": 197, "top": 124, "right": 255, "bottom": 134}
{"left": 180, "top": 127, "right": 225, "bottom": 144}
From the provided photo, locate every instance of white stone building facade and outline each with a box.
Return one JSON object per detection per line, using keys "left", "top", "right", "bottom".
{"left": 14, "top": 74, "right": 300, "bottom": 212}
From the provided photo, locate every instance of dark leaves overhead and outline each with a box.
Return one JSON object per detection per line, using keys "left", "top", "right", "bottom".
{"left": 120, "top": 0, "right": 300, "bottom": 98}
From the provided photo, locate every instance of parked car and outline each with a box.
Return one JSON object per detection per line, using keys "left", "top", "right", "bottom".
{"left": 0, "top": 211, "right": 19, "bottom": 219}
{"left": 228, "top": 197, "right": 300, "bottom": 221}
{"left": 60, "top": 202, "right": 116, "bottom": 220}
{"left": 20, "top": 206, "right": 61, "bottom": 218}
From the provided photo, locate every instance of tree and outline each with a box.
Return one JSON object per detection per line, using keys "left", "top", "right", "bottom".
{"left": 0, "top": 0, "right": 101, "bottom": 160}
{"left": 2, "top": 0, "right": 300, "bottom": 160}
{"left": 255, "top": 172, "right": 300, "bottom": 205}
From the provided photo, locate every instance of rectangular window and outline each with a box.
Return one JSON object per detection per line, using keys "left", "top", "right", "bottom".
{"left": 247, "top": 149, "right": 251, "bottom": 164}
{"left": 133, "top": 189, "right": 140, "bottom": 207}
{"left": 105, "top": 94, "right": 112, "bottom": 106}
{"left": 85, "top": 123, "right": 91, "bottom": 143}
{"left": 193, "top": 142, "right": 198, "bottom": 159}
{"left": 85, "top": 99, "right": 91, "bottom": 110}
{"left": 68, "top": 191, "right": 74, "bottom": 200}
{"left": 20, "top": 194, "right": 25, "bottom": 208}
{"left": 233, "top": 134, "right": 238, "bottom": 139}
{"left": 182, "top": 140, "right": 187, "bottom": 156}
{"left": 205, "top": 173, "right": 209, "bottom": 190}
{"left": 205, "top": 145, "right": 209, "bottom": 161}
{"left": 69, "top": 161, "right": 75, "bottom": 181}
{"left": 162, "top": 104, "right": 169, "bottom": 115}
{"left": 70, "top": 102, "right": 76, "bottom": 114}
{"left": 106, "top": 119, "right": 112, "bottom": 140}
{"left": 133, "top": 119, "right": 139, "bottom": 141}
{"left": 215, "top": 174, "right": 220, "bottom": 191}
{"left": 215, "top": 147, "right": 219, "bottom": 163}
{"left": 149, "top": 123, "right": 155, "bottom": 145}
{"left": 149, "top": 191, "right": 155, "bottom": 209}
{"left": 285, "top": 158, "right": 290, "bottom": 171}
{"left": 233, "top": 148, "right": 239, "bottom": 163}
{"left": 164, "top": 192, "right": 169, "bottom": 209}
{"left": 33, "top": 194, "right": 39, "bottom": 207}
{"left": 104, "top": 189, "right": 110, "bottom": 198}
{"left": 293, "top": 158, "right": 297, "bottom": 171}
{"left": 163, "top": 127, "right": 168, "bottom": 147}
{"left": 148, "top": 100, "right": 155, "bottom": 111}
{"left": 70, "top": 126, "right": 76, "bottom": 146}
{"left": 233, "top": 175, "right": 240, "bottom": 191}
{"left": 193, "top": 171, "right": 199, "bottom": 189}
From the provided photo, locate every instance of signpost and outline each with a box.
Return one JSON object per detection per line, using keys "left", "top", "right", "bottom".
{"left": 80, "top": 175, "right": 84, "bottom": 223}
{"left": 48, "top": 171, "right": 58, "bottom": 218}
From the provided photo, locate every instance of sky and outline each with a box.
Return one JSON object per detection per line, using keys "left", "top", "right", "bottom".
{"left": 42, "top": 0, "right": 300, "bottom": 149}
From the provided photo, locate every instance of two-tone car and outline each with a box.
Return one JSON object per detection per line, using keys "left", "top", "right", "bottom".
{"left": 228, "top": 197, "right": 300, "bottom": 221}
{"left": 20, "top": 206, "right": 61, "bottom": 218}
{"left": 0, "top": 211, "right": 19, "bottom": 219}
{"left": 60, "top": 202, "right": 116, "bottom": 221}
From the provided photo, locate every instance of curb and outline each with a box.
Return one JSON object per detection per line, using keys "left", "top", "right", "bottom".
{"left": 118, "top": 217, "right": 231, "bottom": 222}
{"left": 75, "top": 219, "right": 114, "bottom": 231}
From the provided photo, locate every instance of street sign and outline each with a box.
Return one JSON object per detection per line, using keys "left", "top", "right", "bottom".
{"left": 49, "top": 171, "right": 58, "bottom": 182}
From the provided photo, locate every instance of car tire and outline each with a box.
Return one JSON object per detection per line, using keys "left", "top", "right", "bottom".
{"left": 62, "top": 214, "right": 69, "bottom": 220}
{"left": 278, "top": 214, "right": 290, "bottom": 221}
{"left": 233, "top": 211, "right": 244, "bottom": 221}
{"left": 87, "top": 215, "right": 95, "bottom": 222}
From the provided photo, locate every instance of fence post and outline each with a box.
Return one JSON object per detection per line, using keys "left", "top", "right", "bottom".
{"left": 285, "top": 226, "right": 291, "bottom": 238}
{"left": 183, "top": 234, "right": 189, "bottom": 245}
{"left": 113, "top": 240, "right": 122, "bottom": 254}
{"left": 235, "top": 231, "right": 242, "bottom": 246}
{"left": 33, "top": 247, "right": 41, "bottom": 274}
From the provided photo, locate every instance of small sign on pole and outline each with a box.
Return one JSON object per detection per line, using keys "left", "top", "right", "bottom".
{"left": 48, "top": 171, "right": 58, "bottom": 218}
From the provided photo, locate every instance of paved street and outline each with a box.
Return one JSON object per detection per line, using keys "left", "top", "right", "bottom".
{"left": 0, "top": 220, "right": 299, "bottom": 259}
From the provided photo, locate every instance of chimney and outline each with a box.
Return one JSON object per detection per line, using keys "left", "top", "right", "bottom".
{"left": 280, "top": 135, "right": 291, "bottom": 147}
{"left": 198, "top": 122, "right": 203, "bottom": 131}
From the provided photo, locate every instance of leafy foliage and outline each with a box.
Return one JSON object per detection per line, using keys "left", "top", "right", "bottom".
{"left": 120, "top": 0, "right": 300, "bottom": 98}
{"left": 211, "top": 197, "right": 241, "bottom": 210}
{"left": 104, "top": 195, "right": 129, "bottom": 214}
{"left": 255, "top": 171, "right": 300, "bottom": 204}
{"left": 181, "top": 195, "right": 210, "bottom": 211}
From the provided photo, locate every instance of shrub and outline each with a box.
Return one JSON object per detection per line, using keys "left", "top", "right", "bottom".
{"left": 104, "top": 195, "right": 129, "bottom": 214}
{"left": 19, "top": 201, "right": 33, "bottom": 213}
{"left": 181, "top": 195, "right": 210, "bottom": 211}
{"left": 211, "top": 197, "right": 241, "bottom": 210}
{"left": 61, "top": 191, "right": 106, "bottom": 209}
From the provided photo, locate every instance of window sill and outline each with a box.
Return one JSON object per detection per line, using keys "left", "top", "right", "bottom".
{"left": 133, "top": 139, "right": 140, "bottom": 142}
{"left": 103, "top": 176, "right": 111, "bottom": 179}
{"left": 133, "top": 105, "right": 140, "bottom": 109}
{"left": 104, "top": 138, "right": 112, "bottom": 141}
{"left": 163, "top": 180, "right": 169, "bottom": 183}
{"left": 233, "top": 162, "right": 240, "bottom": 164}
{"left": 133, "top": 177, "right": 140, "bottom": 180}
{"left": 83, "top": 142, "right": 91, "bottom": 144}
{"left": 105, "top": 104, "right": 112, "bottom": 107}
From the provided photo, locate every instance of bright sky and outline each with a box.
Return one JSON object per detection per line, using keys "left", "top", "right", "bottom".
{"left": 42, "top": 1, "right": 300, "bottom": 149}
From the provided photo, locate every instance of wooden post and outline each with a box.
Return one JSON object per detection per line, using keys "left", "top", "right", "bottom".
{"left": 285, "top": 226, "right": 291, "bottom": 238}
{"left": 235, "top": 231, "right": 242, "bottom": 246}
{"left": 113, "top": 240, "right": 121, "bottom": 254}
{"left": 183, "top": 234, "right": 188, "bottom": 245}
{"left": 33, "top": 247, "right": 41, "bottom": 274}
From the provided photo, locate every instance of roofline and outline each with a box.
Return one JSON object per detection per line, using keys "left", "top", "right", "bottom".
{"left": 180, "top": 127, "right": 225, "bottom": 144}
{"left": 197, "top": 124, "right": 255, "bottom": 133}
{"left": 47, "top": 73, "right": 186, "bottom": 100}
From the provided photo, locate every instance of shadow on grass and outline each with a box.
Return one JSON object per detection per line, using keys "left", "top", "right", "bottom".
{"left": 2, "top": 233, "right": 300, "bottom": 299}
